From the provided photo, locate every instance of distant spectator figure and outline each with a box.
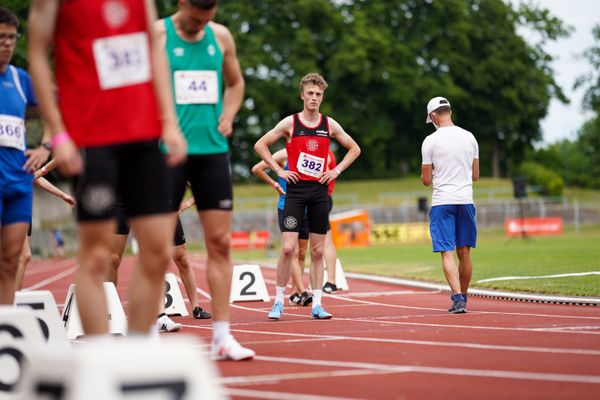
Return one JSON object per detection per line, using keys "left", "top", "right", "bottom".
{"left": 420, "top": 97, "right": 479, "bottom": 314}
{"left": 52, "top": 228, "right": 65, "bottom": 258}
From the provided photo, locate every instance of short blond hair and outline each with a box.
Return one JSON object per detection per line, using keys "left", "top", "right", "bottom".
{"left": 299, "top": 73, "right": 328, "bottom": 92}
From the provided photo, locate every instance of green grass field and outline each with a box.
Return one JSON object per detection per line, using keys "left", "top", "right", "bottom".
{"left": 221, "top": 178, "right": 600, "bottom": 297}
{"left": 228, "top": 224, "right": 600, "bottom": 298}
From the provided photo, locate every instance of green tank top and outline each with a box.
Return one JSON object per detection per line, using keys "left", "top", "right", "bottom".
{"left": 165, "top": 17, "right": 227, "bottom": 155}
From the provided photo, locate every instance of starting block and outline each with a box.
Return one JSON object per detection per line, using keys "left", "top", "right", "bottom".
{"left": 0, "top": 307, "right": 45, "bottom": 398}
{"left": 229, "top": 264, "right": 270, "bottom": 303}
{"left": 17, "top": 335, "right": 226, "bottom": 400}
{"left": 14, "top": 291, "right": 70, "bottom": 352}
{"left": 61, "top": 282, "right": 127, "bottom": 339}
{"left": 164, "top": 273, "right": 189, "bottom": 316}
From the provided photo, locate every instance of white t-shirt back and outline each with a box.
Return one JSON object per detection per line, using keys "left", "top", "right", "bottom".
{"left": 421, "top": 125, "right": 479, "bottom": 206}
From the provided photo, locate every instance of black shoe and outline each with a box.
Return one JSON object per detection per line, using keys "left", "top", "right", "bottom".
{"left": 323, "top": 282, "right": 338, "bottom": 293}
{"left": 300, "top": 291, "right": 313, "bottom": 306}
{"left": 289, "top": 293, "right": 301, "bottom": 305}
{"left": 193, "top": 306, "right": 212, "bottom": 319}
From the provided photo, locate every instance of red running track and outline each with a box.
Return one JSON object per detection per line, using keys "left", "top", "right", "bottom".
{"left": 23, "top": 255, "right": 600, "bottom": 400}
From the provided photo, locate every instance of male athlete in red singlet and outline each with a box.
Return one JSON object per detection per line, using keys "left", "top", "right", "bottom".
{"left": 28, "top": 0, "right": 187, "bottom": 335}
{"left": 254, "top": 73, "right": 360, "bottom": 320}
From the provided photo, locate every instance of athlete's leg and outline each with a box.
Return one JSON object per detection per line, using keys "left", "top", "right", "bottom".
{"left": 289, "top": 243, "right": 305, "bottom": 294}
{"left": 128, "top": 214, "right": 174, "bottom": 333}
{"left": 456, "top": 246, "right": 473, "bottom": 294}
{"left": 15, "top": 236, "right": 31, "bottom": 291}
{"left": 324, "top": 229, "right": 337, "bottom": 285}
{"left": 172, "top": 242, "right": 199, "bottom": 308}
{"left": 440, "top": 251, "right": 461, "bottom": 294}
{"left": 107, "top": 234, "right": 128, "bottom": 286}
{"left": 199, "top": 210, "right": 232, "bottom": 322}
{"left": 75, "top": 221, "right": 115, "bottom": 333}
{"left": 0, "top": 223, "right": 30, "bottom": 304}
{"left": 308, "top": 233, "right": 327, "bottom": 292}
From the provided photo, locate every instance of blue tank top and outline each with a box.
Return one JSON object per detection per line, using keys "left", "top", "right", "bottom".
{"left": 0, "top": 65, "right": 35, "bottom": 189}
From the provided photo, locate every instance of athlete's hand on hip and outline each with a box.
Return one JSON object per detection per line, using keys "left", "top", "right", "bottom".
{"left": 23, "top": 146, "right": 51, "bottom": 173}
{"left": 278, "top": 169, "right": 299, "bottom": 184}
{"left": 54, "top": 140, "right": 82, "bottom": 177}
{"left": 163, "top": 130, "right": 188, "bottom": 166}
{"left": 319, "top": 168, "right": 339, "bottom": 185}
{"left": 218, "top": 115, "right": 234, "bottom": 137}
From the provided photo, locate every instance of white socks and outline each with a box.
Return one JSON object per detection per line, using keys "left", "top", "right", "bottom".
{"left": 275, "top": 285, "right": 286, "bottom": 304}
{"left": 212, "top": 321, "right": 230, "bottom": 345}
{"left": 312, "top": 289, "right": 322, "bottom": 307}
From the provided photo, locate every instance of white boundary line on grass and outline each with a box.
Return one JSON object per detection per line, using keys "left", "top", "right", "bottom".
{"left": 477, "top": 271, "right": 600, "bottom": 283}
{"left": 250, "top": 261, "right": 600, "bottom": 305}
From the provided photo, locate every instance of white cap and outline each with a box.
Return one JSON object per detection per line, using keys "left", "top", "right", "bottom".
{"left": 425, "top": 96, "right": 451, "bottom": 123}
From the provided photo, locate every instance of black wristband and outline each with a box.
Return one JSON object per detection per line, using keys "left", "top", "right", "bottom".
{"left": 41, "top": 142, "right": 52, "bottom": 151}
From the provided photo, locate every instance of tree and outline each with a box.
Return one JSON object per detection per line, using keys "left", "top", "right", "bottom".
{"left": 575, "top": 24, "right": 600, "bottom": 114}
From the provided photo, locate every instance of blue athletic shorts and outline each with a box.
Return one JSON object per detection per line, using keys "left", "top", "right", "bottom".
{"left": 429, "top": 204, "right": 477, "bottom": 252}
{"left": 1, "top": 185, "right": 33, "bottom": 225}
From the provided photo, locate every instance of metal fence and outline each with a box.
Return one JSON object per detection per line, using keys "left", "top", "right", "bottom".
{"left": 29, "top": 183, "right": 600, "bottom": 255}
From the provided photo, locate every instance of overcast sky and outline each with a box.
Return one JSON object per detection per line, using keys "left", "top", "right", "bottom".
{"left": 512, "top": 0, "right": 599, "bottom": 145}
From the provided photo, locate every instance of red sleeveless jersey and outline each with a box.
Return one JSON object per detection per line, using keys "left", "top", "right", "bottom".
{"left": 54, "top": 0, "right": 161, "bottom": 147}
{"left": 286, "top": 113, "right": 331, "bottom": 182}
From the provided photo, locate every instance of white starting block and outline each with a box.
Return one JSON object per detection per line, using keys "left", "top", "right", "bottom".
{"left": 164, "top": 273, "right": 189, "bottom": 317}
{"left": 14, "top": 291, "right": 70, "bottom": 352}
{"left": 17, "top": 335, "right": 226, "bottom": 400}
{"left": 61, "top": 282, "right": 127, "bottom": 339}
{"left": 0, "top": 307, "right": 45, "bottom": 398}
{"left": 230, "top": 264, "right": 270, "bottom": 303}
{"left": 323, "top": 258, "right": 350, "bottom": 291}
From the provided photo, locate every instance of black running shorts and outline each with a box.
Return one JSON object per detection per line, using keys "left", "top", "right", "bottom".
{"left": 75, "top": 140, "right": 169, "bottom": 222}
{"left": 283, "top": 180, "right": 329, "bottom": 235}
{"left": 170, "top": 153, "right": 233, "bottom": 212}
{"left": 278, "top": 209, "right": 309, "bottom": 240}
{"left": 115, "top": 201, "right": 186, "bottom": 246}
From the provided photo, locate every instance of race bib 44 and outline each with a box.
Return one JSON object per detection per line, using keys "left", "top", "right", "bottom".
{"left": 174, "top": 70, "right": 219, "bottom": 104}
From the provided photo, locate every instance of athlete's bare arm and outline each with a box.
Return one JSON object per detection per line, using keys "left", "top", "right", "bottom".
{"left": 28, "top": 0, "right": 82, "bottom": 177}
{"left": 144, "top": 0, "right": 187, "bottom": 166}
{"left": 212, "top": 23, "right": 244, "bottom": 138}
{"left": 421, "top": 164, "right": 433, "bottom": 186}
{"left": 472, "top": 159, "right": 480, "bottom": 181}
{"left": 34, "top": 177, "right": 76, "bottom": 207}
{"left": 320, "top": 117, "right": 361, "bottom": 184}
{"left": 254, "top": 116, "right": 299, "bottom": 183}
{"left": 251, "top": 149, "right": 288, "bottom": 195}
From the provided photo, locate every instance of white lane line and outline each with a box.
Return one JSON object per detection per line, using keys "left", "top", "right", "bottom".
{"left": 225, "top": 388, "right": 364, "bottom": 400}
{"left": 335, "top": 290, "right": 442, "bottom": 298}
{"left": 181, "top": 325, "right": 600, "bottom": 356}
{"left": 222, "top": 368, "right": 390, "bottom": 386}
{"left": 533, "top": 325, "right": 600, "bottom": 332}
{"left": 23, "top": 265, "right": 78, "bottom": 291}
{"left": 253, "top": 355, "right": 600, "bottom": 385}
{"left": 327, "top": 291, "right": 600, "bottom": 321}
{"left": 477, "top": 271, "right": 600, "bottom": 283}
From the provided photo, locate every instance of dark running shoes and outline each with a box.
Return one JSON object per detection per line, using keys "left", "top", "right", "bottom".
{"left": 193, "top": 306, "right": 212, "bottom": 319}
{"left": 300, "top": 291, "right": 313, "bottom": 306}
{"left": 448, "top": 293, "right": 467, "bottom": 314}
{"left": 323, "top": 282, "right": 338, "bottom": 293}
{"left": 289, "top": 293, "right": 302, "bottom": 305}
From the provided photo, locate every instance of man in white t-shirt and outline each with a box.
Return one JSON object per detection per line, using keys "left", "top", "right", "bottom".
{"left": 420, "top": 97, "right": 479, "bottom": 313}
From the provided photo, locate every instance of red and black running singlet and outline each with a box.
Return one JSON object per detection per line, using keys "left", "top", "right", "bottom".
{"left": 54, "top": 0, "right": 161, "bottom": 147}
{"left": 286, "top": 113, "right": 331, "bottom": 182}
